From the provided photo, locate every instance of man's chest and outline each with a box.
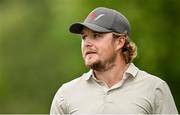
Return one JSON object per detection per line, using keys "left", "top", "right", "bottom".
{"left": 66, "top": 87, "right": 153, "bottom": 114}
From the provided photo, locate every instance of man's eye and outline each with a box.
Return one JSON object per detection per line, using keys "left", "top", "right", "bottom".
{"left": 81, "top": 35, "right": 87, "bottom": 40}
{"left": 94, "top": 33, "right": 102, "bottom": 38}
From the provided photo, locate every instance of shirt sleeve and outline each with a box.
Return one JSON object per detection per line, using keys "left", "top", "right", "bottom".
{"left": 153, "top": 81, "right": 178, "bottom": 114}
{"left": 50, "top": 85, "right": 68, "bottom": 115}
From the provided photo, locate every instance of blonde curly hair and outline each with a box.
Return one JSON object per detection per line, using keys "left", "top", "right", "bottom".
{"left": 113, "top": 33, "right": 137, "bottom": 64}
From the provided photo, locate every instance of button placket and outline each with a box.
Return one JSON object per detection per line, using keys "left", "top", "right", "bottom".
{"left": 104, "top": 90, "right": 112, "bottom": 103}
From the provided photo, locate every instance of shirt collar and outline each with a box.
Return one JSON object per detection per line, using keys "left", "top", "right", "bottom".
{"left": 83, "top": 69, "right": 93, "bottom": 81}
{"left": 83, "top": 63, "right": 139, "bottom": 81}
{"left": 125, "top": 63, "right": 139, "bottom": 77}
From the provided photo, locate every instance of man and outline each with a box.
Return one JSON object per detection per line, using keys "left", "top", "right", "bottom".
{"left": 50, "top": 7, "right": 178, "bottom": 114}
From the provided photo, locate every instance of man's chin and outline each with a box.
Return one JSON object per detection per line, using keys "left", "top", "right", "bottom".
{"left": 85, "top": 59, "right": 96, "bottom": 65}
{"left": 85, "top": 62, "right": 94, "bottom": 68}
{"left": 85, "top": 61, "right": 104, "bottom": 71}
{"left": 85, "top": 61, "right": 97, "bottom": 68}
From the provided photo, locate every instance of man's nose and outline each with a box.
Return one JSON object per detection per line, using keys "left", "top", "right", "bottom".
{"left": 83, "top": 38, "right": 93, "bottom": 47}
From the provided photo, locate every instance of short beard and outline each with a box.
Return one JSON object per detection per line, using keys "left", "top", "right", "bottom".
{"left": 86, "top": 52, "right": 117, "bottom": 72}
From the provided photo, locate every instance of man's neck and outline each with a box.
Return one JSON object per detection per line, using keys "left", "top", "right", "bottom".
{"left": 93, "top": 60, "right": 129, "bottom": 88}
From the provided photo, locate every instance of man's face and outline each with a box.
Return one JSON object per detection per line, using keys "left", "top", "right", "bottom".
{"left": 81, "top": 27, "right": 118, "bottom": 71}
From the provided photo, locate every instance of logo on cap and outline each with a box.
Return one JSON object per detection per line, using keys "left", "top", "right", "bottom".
{"left": 89, "top": 12, "right": 97, "bottom": 21}
{"left": 89, "top": 12, "right": 104, "bottom": 21}
{"left": 94, "top": 14, "right": 104, "bottom": 21}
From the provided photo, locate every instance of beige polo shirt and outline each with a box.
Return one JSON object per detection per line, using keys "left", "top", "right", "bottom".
{"left": 50, "top": 63, "right": 178, "bottom": 114}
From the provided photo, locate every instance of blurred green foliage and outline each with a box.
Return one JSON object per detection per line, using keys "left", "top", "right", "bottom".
{"left": 0, "top": 0, "right": 179, "bottom": 113}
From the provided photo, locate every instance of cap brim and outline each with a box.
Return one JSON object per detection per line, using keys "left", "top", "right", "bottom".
{"left": 69, "top": 22, "right": 112, "bottom": 34}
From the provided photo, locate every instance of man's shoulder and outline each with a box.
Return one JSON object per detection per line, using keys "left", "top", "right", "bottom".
{"left": 137, "top": 68, "right": 166, "bottom": 85}
{"left": 60, "top": 71, "right": 91, "bottom": 92}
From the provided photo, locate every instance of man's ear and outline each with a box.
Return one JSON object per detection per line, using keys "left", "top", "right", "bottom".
{"left": 115, "top": 36, "right": 126, "bottom": 51}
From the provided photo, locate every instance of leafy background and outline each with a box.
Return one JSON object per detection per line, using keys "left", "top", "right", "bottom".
{"left": 0, "top": 0, "right": 179, "bottom": 113}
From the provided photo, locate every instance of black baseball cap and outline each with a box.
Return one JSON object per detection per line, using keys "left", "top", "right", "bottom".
{"left": 69, "top": 7, "right": 131, "bottom": 36}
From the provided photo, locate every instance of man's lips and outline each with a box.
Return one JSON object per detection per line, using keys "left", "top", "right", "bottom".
{"left": 84, "top": 51, "right": 97, "bottom": 56}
